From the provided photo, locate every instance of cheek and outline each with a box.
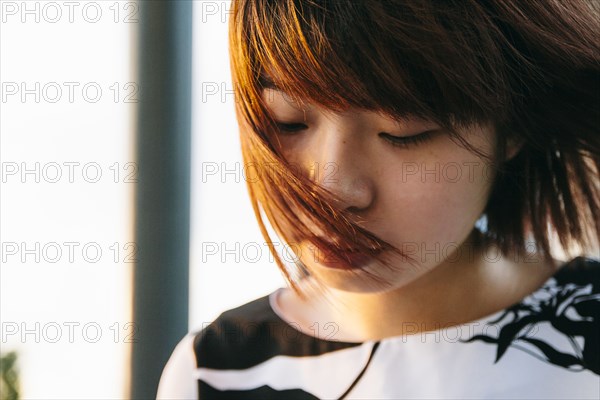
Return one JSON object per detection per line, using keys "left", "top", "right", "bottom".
{"left": 376, "top": 144, "right": 494, "bottom": 247}
{"left": 273, "top": 136, "right": 311, "bottom": 174}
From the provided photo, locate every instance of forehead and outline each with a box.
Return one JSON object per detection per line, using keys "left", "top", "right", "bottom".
{"left": 261, "top": 89, "right": 444, "bottom": 134}
{"left": 256, "top": 69, "right": 440, "bottom": 130}
{"left": 261, "top": 87, "right": 316, "bottom": 114}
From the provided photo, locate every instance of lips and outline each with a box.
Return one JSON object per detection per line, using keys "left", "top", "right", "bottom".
{"left": 307, "top": 235, "right": 376, "bottom": 270}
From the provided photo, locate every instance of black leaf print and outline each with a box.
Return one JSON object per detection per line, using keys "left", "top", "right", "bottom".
{"left": 461, "top": 257, "right": 600, "bottom": 375}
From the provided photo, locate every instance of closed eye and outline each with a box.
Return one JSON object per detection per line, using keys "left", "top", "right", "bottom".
{"left": 379, "top": 129, "right": 439, "bottom": 148}
{"left": 275, "top": 122, "right": 308, "bottom": 133}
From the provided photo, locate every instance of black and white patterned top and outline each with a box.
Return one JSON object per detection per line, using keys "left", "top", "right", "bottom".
{"left": 157, "top": 256, "right": 600, "bottom": 399}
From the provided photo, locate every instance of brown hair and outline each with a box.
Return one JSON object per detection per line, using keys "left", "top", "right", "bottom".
{"left": 228, "top": 0, "right": 600, "bottom": 298}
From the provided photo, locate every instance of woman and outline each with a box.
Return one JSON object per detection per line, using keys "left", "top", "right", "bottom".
{"left": 158, "top": 1, "right": 600, "bottom": 398}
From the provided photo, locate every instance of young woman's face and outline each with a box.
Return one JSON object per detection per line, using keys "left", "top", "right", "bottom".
{"left": 262, "top": 88, "right": 497, "bottom": 293}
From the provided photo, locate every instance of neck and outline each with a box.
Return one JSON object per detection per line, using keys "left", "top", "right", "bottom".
{"left": 296, "top": 232, "right": 560, "bottom": 342}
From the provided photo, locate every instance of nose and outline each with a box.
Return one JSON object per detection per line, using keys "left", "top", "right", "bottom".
{"left": 309, "top": 126, "right": 376, "bottom": 213}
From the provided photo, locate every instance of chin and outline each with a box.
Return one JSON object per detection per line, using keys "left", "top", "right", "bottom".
{"left": 305, "top": 257, "right": 426, "bottom": 294}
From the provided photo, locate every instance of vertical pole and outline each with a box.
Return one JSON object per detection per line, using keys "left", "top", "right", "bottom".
{"left": 131, "top": 1, "right": 193, "bottom": 398}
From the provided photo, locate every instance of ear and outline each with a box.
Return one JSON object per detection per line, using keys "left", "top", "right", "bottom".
{"left": 494, "top": 122, "right": 524, "bottom": 162}
{"left": 505, "top": 137, "right": 525, "bottom": 161}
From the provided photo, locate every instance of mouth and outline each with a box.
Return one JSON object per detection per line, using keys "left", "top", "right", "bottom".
{"left": 307, "top": 235, "right": 378, "bottom": 270}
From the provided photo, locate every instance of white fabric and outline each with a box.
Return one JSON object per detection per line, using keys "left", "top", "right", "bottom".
{"left": 156, "top": 333, "right": 198, "bottom": 400}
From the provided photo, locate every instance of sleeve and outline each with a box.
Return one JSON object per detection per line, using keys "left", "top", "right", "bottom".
{"left": 156, "top": 333, "right": 198, "bottom": 400}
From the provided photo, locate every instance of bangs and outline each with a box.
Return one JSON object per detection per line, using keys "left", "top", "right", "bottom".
{"left": 241, "top": 0, "right": 521, "bottom": 130}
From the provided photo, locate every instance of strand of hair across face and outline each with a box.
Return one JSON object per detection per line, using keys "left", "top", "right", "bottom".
{"left": 337, "top": 341, "right": 381, "bottom": 399}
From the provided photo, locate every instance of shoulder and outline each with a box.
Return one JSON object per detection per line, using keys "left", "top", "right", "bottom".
{"left": 156, "top": 294, "right": 277, "bottom": 398}
{"left": 552, "top": 256, "right": 600, "bottom": 286}
{"left": 156, "top": 295, "right": 276, "bottom": 399}
{"left": 158, "top": 291, "right": 360, "bottom": 398}
{"left": 193, "top": 291, "right": 360, "bottom": 370}
{"left": 462, "top": 256, "right": 600, "bottom": 377}
{"left": 193, "top": 292, "right": 281, "bottom": 369}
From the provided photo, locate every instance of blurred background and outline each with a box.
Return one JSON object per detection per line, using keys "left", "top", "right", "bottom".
{"left": 1, "top": 1, "right": 286, "bottom": 398}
